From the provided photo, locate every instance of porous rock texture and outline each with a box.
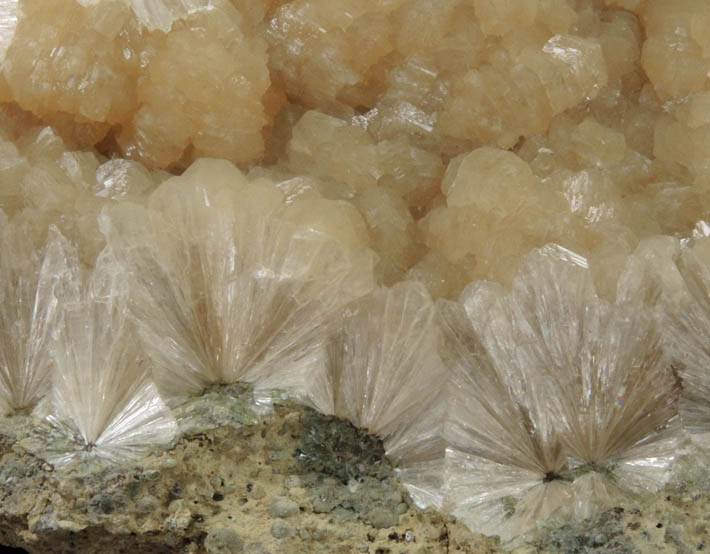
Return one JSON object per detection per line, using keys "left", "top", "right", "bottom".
{"left": 0, "top": 385, "right": 498, "bottom": 554}
{"left": 0, "top": 385, "right": 708, "bottom": 553}
{"left": 0, "top": 0, "right": 710, "bottom": 552}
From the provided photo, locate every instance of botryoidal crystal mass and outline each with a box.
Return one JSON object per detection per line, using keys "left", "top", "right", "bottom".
{"left": 0, "top": 0, "right": 709, "bottom": 545}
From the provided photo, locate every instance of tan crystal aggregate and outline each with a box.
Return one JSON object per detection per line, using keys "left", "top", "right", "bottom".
{"left": 1, "top": 1, "right": 710, "bottom": 550}
{"left": 0, "top": 0, "right": 708, "bottom": 301}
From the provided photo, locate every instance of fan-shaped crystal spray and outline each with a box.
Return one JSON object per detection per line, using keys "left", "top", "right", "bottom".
{"left": 0, "top": 213, "right": 74, "bottom": 414}
{"left": 436, "top": 286, "right": 571, "bottom": 541}
{"left": 325, "top": 281, "right": 446, "bottom": 439}
{"left": 43, "top": 242, "right": 177, "bottom": 464}
{"left": 400, "top": 244, "right": 682, "bottom": 541}
{"left": 279, "top": 280, "right": 449, "bottom": 509}
{"left": 508, "top": 246, "right": 681, "bottom": 494}
{"left": 655, "top": 236, "right": 710, "bottom": 434}
{"left": 102, "top": 159, "right": 374, "bottom": 403}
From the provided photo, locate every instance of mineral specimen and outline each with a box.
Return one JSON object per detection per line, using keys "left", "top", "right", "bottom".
{"left": 102, "top": 158, "right": 374, "bottom": 402}
{"left": 0, "top": 0, "right": 708, "bottom": 550}
{"left": 42, "top": 239, "right": 177, "bottom": 464}
{"left": 0, "top": 218, "right": 73, "bottom": 413}
{"left": 397, "top": 245, "right": 682, "bottom": 540}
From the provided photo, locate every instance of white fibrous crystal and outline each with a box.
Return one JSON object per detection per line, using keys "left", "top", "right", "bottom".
{"left": 0, "top": 216, "right": 73, "bottom": 414}
{"left": 44, "top": 242, "right": 176, "bottom": 464}
{"left": 517, "top": 247, "right": 681, "bottom": 493}
{"left": 324, "top": 281, "right": 446, "bottom": 438}
{"left": 658, "top": 237, "right": 710, "bottom": 434}
{"left": 102, "top": 158, "right": 374, "bottom": 403}
{"left": 433, "top": 290, "right": 571, "bottom": 541}
{"left": 403, "top": 245, "right": 682, "bottom": 541}
{"left": 0, "top": 0, "right": 710, "bottom": 545}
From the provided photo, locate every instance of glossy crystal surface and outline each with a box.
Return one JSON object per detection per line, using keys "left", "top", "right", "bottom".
{"left": 0, "top": 0, "right": 708, "bottom": 543}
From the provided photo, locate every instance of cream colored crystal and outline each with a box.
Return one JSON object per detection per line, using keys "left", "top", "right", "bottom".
{"left": 439, "top": 34, "right": 608, "bottom": 148}
{"left": 420, "top": 145, "right": 563, "bottom": 288}
{"left": 0, "top": 0, "right": 274, "bottom": 168}
{"left": 117, "top": 1, "right": 273, "bottom": 168}
{"left": 641, "top": 0, "right": 710, "bottom": 99}
{"left": 102, "top": 158, "right": 375, "bottom": 401}
{"left": 267, "top": 0, "right": 401, "bottom": 108}
{"left": 654, "top": 106, "right": 710, "bottom": 186}
{"left": 44, "top": 242, "right": 177, "bottom": 464}
{"left": 442, "top": 147, "right": 540, "bottom": 210}
{"left": 352, "top": 188, "right": 418, "bottom": 284}
{"left": 286, "top": 111, "right": 380, "bottom": 194}
{"left": 397, "top": 245, "right": 682, "bottom": 540}
{"left": 0, "top": 121, "right": 166, "bottom": 266}
{"left": 0, "top": 217, "right": 74, "bottom": 413}
{"left": 472, "top": 0, "right": 537, "bottom": 37}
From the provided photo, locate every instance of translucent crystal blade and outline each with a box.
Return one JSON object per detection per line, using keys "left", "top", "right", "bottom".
{"left": 488, "top": 245, "right": 681, "bottom": 472}
{"left": 102, "top": 159, "right": 374, "bottom": 402}
{"left": 125, "top": 0, "right": 217, "bottom": 32}
{"left": 389, "top": 399, "right": 448, "bottom": 511}
{"left": 441, "top": 292, "right": 566, "bottom": 476}
{"left": 551, "top": 303, "right": 680, "bottom": 466}
{"left": 329, "top": 281, "right": 445, "bottom": 437}
{"left": 434, "top": 291, "right": 568, "bottom": 539}
{"left": 0, "top": 218, "right": 75, "bottom": 412}
{"left": 445, "top": 448, "right": 568, "bottom": 541}
{"left": 660, "top": 241, "right": 710, "bottom": 433}
{"left": 568, "top": 472, "right": 616, "bottom": 521}
{"left": 431, "top": 244, "right": 681, "bottom": 540}
{"left": 0, "top": 0, "right": 18, "bottom": 61}
{"left": 45, "top": 245, "right": 176, "bottom": 464}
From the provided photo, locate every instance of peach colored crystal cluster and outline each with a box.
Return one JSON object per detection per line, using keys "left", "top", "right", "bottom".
{"left": 0, "top": 0, "right": 709, "bottom": 543}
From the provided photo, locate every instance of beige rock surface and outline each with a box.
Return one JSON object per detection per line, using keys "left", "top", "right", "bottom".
{"left": 1, "top": 385, "right": 708, "bottom": 553}
{"left": 0, "top": 0, "right": 708, "bottom": 299}
{"left": 0, "top": 385, "right": 502, "bottom": 554}
{"left": 0, "top": 0, "right": 709, "bottom": 552}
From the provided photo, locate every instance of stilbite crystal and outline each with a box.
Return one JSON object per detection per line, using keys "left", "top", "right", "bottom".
{"left": 0, "top": 0, "right": 706, "bottom": 301}
{"left": 0, "top": 0, "right": 274, "bottom": 168}
{"left": 43, "top": 240, "right": 177, "bottom": 464}
{"left": 0, "top": 0, "right": 708, "bottom": 549}
{"left": 102, "top": 158, "right": 375, "bottom": 402}
{"left": 0, "top": 218, "right": 74, "bottom": 413}
{"left": 400, "top": 245, "right": 682, "bottom": 541}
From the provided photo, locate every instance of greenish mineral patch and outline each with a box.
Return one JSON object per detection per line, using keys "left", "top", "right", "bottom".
{"left": 172, "top": 382, "right": 259, "bottom": 435}
{"left": 0, "top": 384, "right": 707, "bottom": 554}
{"left": 535, "top": 510, "right": 639, "bottom": 554}
{"left": 570, "top": 463, "right": 617, "bottom": 483}
{"left": 667, "top": 440, "right": 710, "bottom": 494}
{"left": 294, "top": 409, "right": 390, "bottom": 483}
{"left": 0, "top": 384, "right": 494, "bottom": 553}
